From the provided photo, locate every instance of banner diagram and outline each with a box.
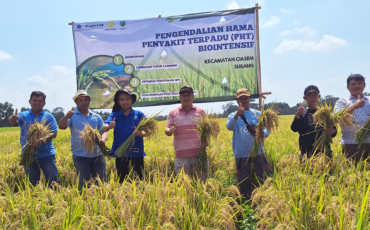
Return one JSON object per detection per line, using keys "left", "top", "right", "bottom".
{"left": 72, "top": 7, "right": 258, "bottom": 108}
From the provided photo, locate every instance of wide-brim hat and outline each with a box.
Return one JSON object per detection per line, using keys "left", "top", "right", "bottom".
{"left": 118, "top": 88, "right": 137, "bottom": 104}
{"left": 73, "top": 90, "right": 92, "bottom": 101}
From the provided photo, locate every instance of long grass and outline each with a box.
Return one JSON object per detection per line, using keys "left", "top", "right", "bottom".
{"left": 2, "top": 116, "right": 370, "bottom": 229}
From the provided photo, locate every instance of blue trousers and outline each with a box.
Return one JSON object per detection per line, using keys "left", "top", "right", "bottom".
{"left": 24, "top": 154, "right": 60, "bottom": 187}
{"left": 73, "top": 155, "right": 106, "bottom": 191}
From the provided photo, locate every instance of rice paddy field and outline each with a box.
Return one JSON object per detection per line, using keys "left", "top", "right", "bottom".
{"left": 1, "top": 115, "right": 370, "bottom": 229}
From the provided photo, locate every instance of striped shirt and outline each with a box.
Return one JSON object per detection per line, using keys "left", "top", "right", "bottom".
{"left": 166, "top": 105, "right": 205, "bottom": 158}
{"left": 334, "top": 95, "right": 370, "bottom": 144}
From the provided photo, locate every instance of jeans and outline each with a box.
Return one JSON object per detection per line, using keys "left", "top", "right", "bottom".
{"left": 73, "top": 155, "right": 106, "bottom": 191}
{"left": 24, "top": 154, "right": 60, "bottom": 187}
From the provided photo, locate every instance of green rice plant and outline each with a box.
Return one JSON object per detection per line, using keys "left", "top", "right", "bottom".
{"left": 79, "top": 123, "right": 110, "bottom": 157}
{"left": 193, "top": 111, "right": 221, "bottom": 172}
{"left": 355, "top": 118, "right": 370, "bottom": 148}
{"left": 312, "top": 102, "right": 354, "bottom": 153}
{"left": 114, "top": 111, "right": 161, "bottom": 157}
{"left": 77, "top": 65, "right": 119, "bottom": 91}
{"left": 20, "top": 120, "right": 53, "bottom": 166}
{"left": 250, "top": 103, "right": 280, "bottom": 158}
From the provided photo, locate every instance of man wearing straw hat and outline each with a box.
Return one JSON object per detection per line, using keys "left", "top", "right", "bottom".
{"left": 226, "top": 88, "right": 273, "bottom": 201}
{"left": 334, "top": 74, "right": 370, "bottom": 162}
{"left": 165, "top": 85, "right": 208, "bottom": 182}
{"left": 8, "top": 91, "right": 60, "bottom": 188}
{"left": 59, "top": 90, "right": 108, "bottom": 191}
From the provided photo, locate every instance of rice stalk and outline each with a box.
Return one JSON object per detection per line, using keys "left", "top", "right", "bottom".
{"left": 193, "top": 111, "right": 221, "bottom": 172}
{"left": 250, "top": 103, "right": 280, "bottom": 158}
{"left": 79, "top": 123, "right": 110, "bottom": 157}
{"left": 20, "top": 120, "right": 53, "bottom": 166}
{"left": 115, "top": 111, "right": 161, "bottom": 157}
{"left": 312, "top": 102, "right": 354, "bottom": 153}
{"left": 355, "top": 118, "right": 370, "bottom": 148}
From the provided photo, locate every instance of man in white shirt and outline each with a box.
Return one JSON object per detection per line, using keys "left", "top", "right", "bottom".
{"left": 334, "top": 74, "right": 370, "bottom": 162}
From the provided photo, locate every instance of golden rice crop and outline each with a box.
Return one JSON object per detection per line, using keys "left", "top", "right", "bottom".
{"left": 250, "top": 103, "right": 280, "bottom": 157}
{"left": 312, "top": 102, "right": 354, "bottom": 153}
{"left": 355, "top": 118, "right": 370, "bottom": 148}
{"left": 20, "top": 120, "right": 52, "bottom": 166}
{"left": 115, "top": 111, "right": 160, "bottom": 158}
{"left": 193, "top": 111, "right": 221, "bottom": 172}
{"left": 79, "top": 123, "right": 110, "bottom": 156}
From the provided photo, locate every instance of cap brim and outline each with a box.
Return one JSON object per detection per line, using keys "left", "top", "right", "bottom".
{"left": 236, "top": 93, "right": 250, "bottom": 98}
{"left": 304, "top": 90, "right": 319, "bottom": 96}
{"left": 72, "top": 95, "right": 92, "bottom": 101}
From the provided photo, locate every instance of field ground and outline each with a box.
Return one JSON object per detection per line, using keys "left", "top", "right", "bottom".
{"left": 1, "top": 115, "right": 370, "bottom": 229}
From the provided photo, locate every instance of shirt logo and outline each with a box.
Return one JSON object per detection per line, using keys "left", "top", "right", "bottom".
{"left": 134, "top": 115, "right": 138, "bottom": 120}
{"left": 241, "top": 126, "right": 249, "bottom": 135}
{"left": 91, "top": 115, "right": 98, "bottom": 121}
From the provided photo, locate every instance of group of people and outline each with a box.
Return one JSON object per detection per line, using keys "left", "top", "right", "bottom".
{"left": 8, "top": 73, "right": 370, "bottom": 201}
{"left": 291, "top": 74, "right": 370, "bottom": 163}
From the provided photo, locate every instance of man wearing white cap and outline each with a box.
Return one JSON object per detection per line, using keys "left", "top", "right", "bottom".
{"left": 59, "top": 90, "right": 108, "bottom": 191}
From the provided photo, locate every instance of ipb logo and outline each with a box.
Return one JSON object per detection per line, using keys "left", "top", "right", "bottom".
{"left": 77, "top": 25, "right": 81, "bottom": 29}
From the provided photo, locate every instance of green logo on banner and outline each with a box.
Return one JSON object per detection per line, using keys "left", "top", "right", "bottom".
{"left": 120, "top": 21, "right": 125, "bottom": 27}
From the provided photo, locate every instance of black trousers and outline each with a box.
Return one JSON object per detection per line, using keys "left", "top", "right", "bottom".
{"left": 116, "top": 157, "right": 144, "bottom": 183}
{"left": 342, "top": 144, "right": 370, "bottom": 163}
{"left": 235, "top": 154, "right": 273, "bottom": 200}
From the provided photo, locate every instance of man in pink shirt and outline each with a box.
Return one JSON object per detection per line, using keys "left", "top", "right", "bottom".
{"left": 165, "top": 85, "right": 208, "bottom": 182}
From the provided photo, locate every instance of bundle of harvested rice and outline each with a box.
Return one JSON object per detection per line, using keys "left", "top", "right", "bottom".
{"left": 312, "top": 102, "right": 354, "bottom": 153}
{"left": 115, "top": 111, "right": 160, "bottom": 158}
{"left": 250, "top": 103, "right": 280, "bottom": 158}
{"left": 20, "top": 120, "right": 52, "bottom": 166}
{"left": 355, "top": 118, "right": 370, "bottom": 148}
{"left": 194, "top": 111, "right": 220, "bottom": 172}
{"left": 79, "top": 123, "right": 110, "bottom": 157}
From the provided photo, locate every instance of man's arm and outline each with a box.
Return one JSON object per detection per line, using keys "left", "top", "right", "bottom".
{"left": 165, "top": 112, "right": 176, "bottom": 136}
{"left": 346, "top": 95, "right": 366, "bottom": 114}
{"left": 59, "top": 107, "right": 75, "bottom": 130}
{"left": 103, "top": 114, "right": 116, "bottom": 132}
{"left": 8, "top": 109, "right": 19, "bottom": 126}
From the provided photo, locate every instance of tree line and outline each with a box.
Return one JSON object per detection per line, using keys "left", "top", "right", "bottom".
{"left": 1, "top": 94, "right": 368, "bottom": 128}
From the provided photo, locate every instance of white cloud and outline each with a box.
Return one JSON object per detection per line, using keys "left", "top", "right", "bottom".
{"left": 263, "top": 16, "right": 280, "bottom": 27}
{"left": 274, "top": 35, "right": 347, "bottom": 54}
{"left": 226, "top": 0, "right": 240, "bottom": 9}
{"left": 280, "top": 30, "right": 292, "bottom": 36}
{"left": 294, "top": 26, "right": 316, "bottom": 38}
{"left": 0, "top": 51, "right": 13, "bottom": 61}
{"left": 26, "top": 66, "right": 76, "bottom": 103}
{"left": 293, "top": 20, "right": 300, "bottom": 25}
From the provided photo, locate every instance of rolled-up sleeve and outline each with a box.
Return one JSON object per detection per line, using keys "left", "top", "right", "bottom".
{"left": 104, "top": 113, "right": 114, "bottom": 124}
{"left": 166, "top": 111, "right": 174, "bottom": 127}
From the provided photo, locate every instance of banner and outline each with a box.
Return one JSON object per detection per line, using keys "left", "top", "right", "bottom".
{"left": 72, "top": 7, "right": 258, "bottom": 108}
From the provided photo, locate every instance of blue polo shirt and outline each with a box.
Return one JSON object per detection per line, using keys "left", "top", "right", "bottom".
{"left": 226, "top": 109, "right": 270, "bottom": 158}
{"left": 105, "top": 109, "right": 146, "bottom": 158}
{"left": 67, "top": 108, "right": 104, "bottom": 158}
{"left": 17, "top": 109, "right": 58, "bottom": 159}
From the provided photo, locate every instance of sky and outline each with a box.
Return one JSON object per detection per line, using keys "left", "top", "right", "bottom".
{"left": 0, "top": 0, "right": 369, "bottom": 115}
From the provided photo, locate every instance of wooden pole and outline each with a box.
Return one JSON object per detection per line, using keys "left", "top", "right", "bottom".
{"left": 255, "top": 3, "right": 262, "bottom": 110}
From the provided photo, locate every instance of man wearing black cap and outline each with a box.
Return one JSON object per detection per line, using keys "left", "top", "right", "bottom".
{"left": 291, "top": 85, "right": 337, "bottom": 158}
{"left": 165, "top": 85, "right": 208, "bottom": 182}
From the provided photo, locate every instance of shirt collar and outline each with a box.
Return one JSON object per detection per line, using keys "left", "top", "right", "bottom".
{"left": 118, "top": 108, "right": 135, "bottom": 116}
{"left": 349, "top": 94, "right": 368, "bottom": 100}
{"left": 179, "top": 105, "right": 196, "bottom": 110}
{"left": 29, "top": 109, "right": 45, "bottom": 116}
{"left": 75, "top": 108, "right": 92, "bottom": 116}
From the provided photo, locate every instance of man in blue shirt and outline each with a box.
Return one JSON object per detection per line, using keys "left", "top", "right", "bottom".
{"left": 59, "top": 90, "right": 108, "bottom": 191}
{"left": 103, "top": 89, "right": 149, "bottom": 182}
{"left": 226, "top": 88, "right": 273, "bottom": 201}
{"left": 8, "top": 91, "right": 59, "bottom": 188}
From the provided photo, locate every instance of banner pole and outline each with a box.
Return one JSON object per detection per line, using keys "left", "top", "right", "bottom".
{"left": 69, "top": 21, "right": 79, "bottom": 90}
{"left": 255, "top": 3, "right": 262, "bottom": 110}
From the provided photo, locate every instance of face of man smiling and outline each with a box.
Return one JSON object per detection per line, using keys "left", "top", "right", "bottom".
{"left": 29, "top": 95, "right": 46, "bottom": 114}
{"left": 347, "top": 79, "right": 366, "bottom": 97}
